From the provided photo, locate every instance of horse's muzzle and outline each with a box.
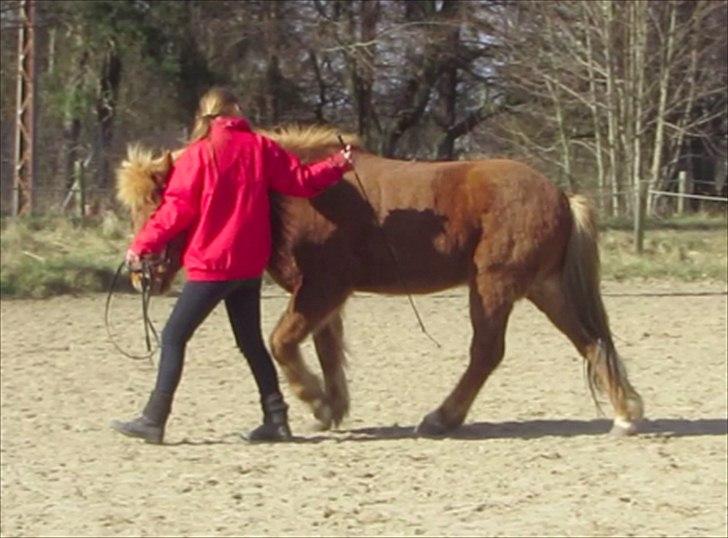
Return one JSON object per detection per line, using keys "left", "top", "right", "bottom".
{"left": 128, "top": 252, "right": 172, "bottom": 295}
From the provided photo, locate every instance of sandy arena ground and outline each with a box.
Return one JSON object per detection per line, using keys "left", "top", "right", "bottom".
{"left": 1, "top": 280, "right": 726, "bottom": 537}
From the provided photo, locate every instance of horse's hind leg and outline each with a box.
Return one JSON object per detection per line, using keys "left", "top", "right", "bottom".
{"left": 528, "top": 277, "right": 644, "bottom": 435}
{"left": 417, "top": 272, "right": 514, "bottom": 436}
{"left": 270, "top": 285, "right": 348, "bottom": 430}
{"left": 312, "top": 312, "right": 350, "bottom": 427}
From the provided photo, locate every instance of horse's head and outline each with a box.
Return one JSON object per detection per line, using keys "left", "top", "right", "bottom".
{"left": 116, "top": 145, "right": 185, "bottom": 295}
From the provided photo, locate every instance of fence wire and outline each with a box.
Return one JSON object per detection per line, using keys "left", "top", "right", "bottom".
{"left": 2, "top": 179, "right": 725, "bottom": 218}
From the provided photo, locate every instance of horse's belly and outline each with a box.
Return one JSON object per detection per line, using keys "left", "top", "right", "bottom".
{"left": 353, "top": 252, "right": 469, "bottom": 295}
{"left": 356, "top": 277, "right": 467, "bottom": 295}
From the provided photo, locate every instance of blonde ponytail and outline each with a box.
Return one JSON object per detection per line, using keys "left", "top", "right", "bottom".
{"left": 188, "top": 87, "right": 241, "bottom": 143}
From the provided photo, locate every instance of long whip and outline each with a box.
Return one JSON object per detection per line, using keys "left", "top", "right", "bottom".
{"left": 338, "top": 135, "right": 441, "bottom": 349}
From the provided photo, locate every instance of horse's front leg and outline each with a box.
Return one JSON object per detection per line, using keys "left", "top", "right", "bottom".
{"left": 312, "top": 312, "right": 350, "bottom": 428}
{"left": 269, "top": 285, "right": 348, "bottom": 430}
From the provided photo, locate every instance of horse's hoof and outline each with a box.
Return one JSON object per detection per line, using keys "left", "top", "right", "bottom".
{"left": 416, "top": 410, "right": 451, "bottom": 437}
{"left": 610, "top": 418, "right": 638, "bottom": 437}
{"left": 310, "top": 419, "right": 331, "bottom": 432}
{"left": 312, "top": 401, "right": 333, "bottom": 431}
{"left": 328, "top": 401, "right": 349, "bottom": 428}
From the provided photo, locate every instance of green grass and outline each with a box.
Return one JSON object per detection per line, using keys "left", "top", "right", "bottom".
{"left": 0, "top": 214, "right": 131, "bottom": 298}
{"left": 1, "top": 213, "right": 725, "bottom": 298}
{"left": 599, "top": 214, "right": 727, "bottom": 282}
{"left": 600, "top": 213, "right": 728, "bottom": 232}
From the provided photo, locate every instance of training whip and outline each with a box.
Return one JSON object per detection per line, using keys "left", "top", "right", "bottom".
{"left": 337, "top": 135, "right": 441, "bottom": 349}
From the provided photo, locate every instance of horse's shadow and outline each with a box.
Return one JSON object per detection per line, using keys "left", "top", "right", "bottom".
{"left": 164, "top": 418, "right": 726, "bottom": 446}
{"left": 340, "top": 417, "right": 728, "bottom": 441}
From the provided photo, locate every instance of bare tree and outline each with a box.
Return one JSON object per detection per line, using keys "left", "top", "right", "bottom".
{"left": 484, "top": 0, "right": 727, "bottom": 248}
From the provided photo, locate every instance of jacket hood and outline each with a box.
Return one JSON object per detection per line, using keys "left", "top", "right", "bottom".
{"left": 212, "top": 116, "right": 252, "bottom": 132}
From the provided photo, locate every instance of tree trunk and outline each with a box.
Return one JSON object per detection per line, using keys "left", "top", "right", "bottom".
{"left": 61, "top": 45, "right": 88, "bottom": 192}
{"left": 95, "top": 39, "right": 122, "bottom": 190}
{"left": 647, "top": 3, "right": 677, "bottom": 215}
{"left": 631, "top": 2, "right": 648, "bottom": 253}
{"left": 661, "top": 10, "right": 700, "bottom": 208}
{"left": 264, "top": 1, "right": 283, "bottom": 124}
{"left": 380, "top": 0, "right": 459, "bottom": 156}
{"left": 547, "top": 78, "right": 575, "bottom": 191}
{"left": 308, "top": 49, "right": 327, "bottom": 123}
{"left": 352, "top": 0, "right": 379, "bottom": 144}
{"left": 617, "top": 3, "right": 634, "bottom": 217}
{"left": 601, "top": 0, "right": 622, "bottom": 216}
{"left": 584, "top": 16, "right": 607, "bottom": 211}
{"left": 434, "top": 34, "right": 459, "bottom": 159}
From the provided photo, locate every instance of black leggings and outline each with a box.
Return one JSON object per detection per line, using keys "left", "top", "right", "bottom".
{"left": 154, "top": 278, "right": 280, "bottom": 400}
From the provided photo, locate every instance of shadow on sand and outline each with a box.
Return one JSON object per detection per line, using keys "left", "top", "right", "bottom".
{"left": 340, "top": 417, "right": 728, "bottom": 441}
{"left": 163, "top": 418, "right": 727, "bottom": 446}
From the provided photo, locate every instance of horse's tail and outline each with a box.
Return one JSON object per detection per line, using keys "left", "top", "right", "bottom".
{"left": 563, "top": 195, "right": 643, "bottom": 419}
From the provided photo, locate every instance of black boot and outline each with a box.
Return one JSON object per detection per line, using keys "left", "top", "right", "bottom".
{"left": 110, "top": 390, "right": 172, "bottom": 444}
{"left": 246, "top": 393, "right": 292, "bottom": 442}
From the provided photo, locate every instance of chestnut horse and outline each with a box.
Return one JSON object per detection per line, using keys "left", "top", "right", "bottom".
{"left": 116, "top": 125, "right": 644, "bottom": 436}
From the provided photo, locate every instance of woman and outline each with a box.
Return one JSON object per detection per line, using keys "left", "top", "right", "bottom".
{"left": 111, "top": 87, "right": 352, "bottom": 444}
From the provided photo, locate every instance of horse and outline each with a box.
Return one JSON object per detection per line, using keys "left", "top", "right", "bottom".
{"left": 115, "top": 125, "right": 644, "bottom": 436}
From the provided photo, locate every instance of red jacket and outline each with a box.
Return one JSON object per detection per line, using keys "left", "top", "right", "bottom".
{"left": 131, "top": 116, "right": 349, "bottom": 281}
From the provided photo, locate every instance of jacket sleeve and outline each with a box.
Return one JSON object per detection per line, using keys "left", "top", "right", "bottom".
{"left": 262, "top": 136, "right": 350, "bottom": 198}
{"left": 130, "top": 146, "right": 205, "bottom": 256}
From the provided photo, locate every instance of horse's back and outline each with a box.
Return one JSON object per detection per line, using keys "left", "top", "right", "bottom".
{"left": 382, "top": 156, "right": 571, "bottom": 241}
{"left": 338, "top": 154, "right": 572, "bottom": 294}
{"left": 358, "top": 155, "right": 565, "bottom": 214}
{"left": 408, "top": 157, "right": 573, "bottom": 285}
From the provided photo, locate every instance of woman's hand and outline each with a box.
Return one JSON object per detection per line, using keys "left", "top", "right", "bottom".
{"left": 336, "top": 144, "right": 354, "bottom": 172}
{"left": 125, "top": 248, "right": 142, "bottom": 271}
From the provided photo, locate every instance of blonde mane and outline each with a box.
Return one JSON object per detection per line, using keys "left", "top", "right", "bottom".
{"left": 115, "top": 145, "right": 171, "bottom": 210}
{"left": 116, "top": 124, "right": 360, "bottom": 209}
{"left": 260, "top": 124, "right": 361, "bottom": 162}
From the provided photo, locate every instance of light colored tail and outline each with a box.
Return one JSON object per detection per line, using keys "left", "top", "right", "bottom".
{"left": 563, "top": 195, "right": 643, "bottom": 420}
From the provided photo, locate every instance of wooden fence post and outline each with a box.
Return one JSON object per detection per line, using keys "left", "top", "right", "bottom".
{"left": 73, "top": 159, "right": 86, "bottom": 219}
{"left": 633, "top": 179, "right": 646, "bottom": 254}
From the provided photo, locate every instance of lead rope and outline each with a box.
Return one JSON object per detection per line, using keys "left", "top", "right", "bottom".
{"left": 337, "top": 135, "right": 441, "bottom": 349}
{"left": 104, "top": 260, "right": 160, "bottom": 366}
